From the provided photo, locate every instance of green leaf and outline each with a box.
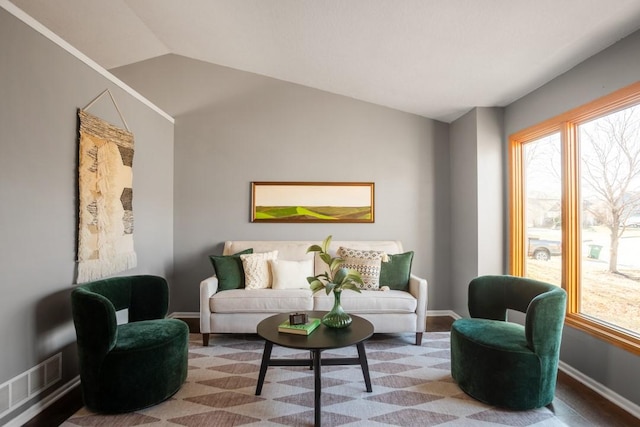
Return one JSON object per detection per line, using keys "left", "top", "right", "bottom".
{"left": 341, "top": 282, "right": 362, "bottom": 293}
{"left": 325, "top": 282, "right": 336, "bottom": 294}
{"left": 333, "top": 267, "right": 348, "bottom": 285}
{"left": 307, "top": 244, "right": 323, "bottom": 253}
{"left": 329, "top": 257, "right": 343, "bottom": 272}
{"left": 346, "top": 269, "right": 364, "bottom": 284}
{"left": 310, "top": 280, "right": 325, "bottom": 292}
{"left": 322, "top": 235, "right": 332, "bottom": 253}
{"left": 320, "top": 252, "right": 332, "bottom": 265}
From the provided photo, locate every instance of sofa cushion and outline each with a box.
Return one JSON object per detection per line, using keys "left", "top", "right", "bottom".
{"left": 210, "top": 289, "right": 313, "bottom": 313}
{"left": 241, "top": 251, "right": 278, "bottom": 289}
{"left": 379, "top": 251, "right": 414, "bottom": 291}
{"left": 221, "top": 241, "right": 404, "bottom": 277}
{"left": 209, "top": 248, "right": 253, "bottom": 291}
{"left": 313, "top": 289, "right": 417, "bottom": 313}
{"left": 269, "top": 259, "right": 314, "bottom": 290}
{"left": 337, "top": 247, "right": 386, "bottom": 290}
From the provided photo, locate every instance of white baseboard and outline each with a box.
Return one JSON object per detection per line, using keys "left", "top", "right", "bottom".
{"left": 427, "top": 309, "right": 461, "bottom": 319}
{"left": 169, "top": 312, "right": 199, "bottom": 319}
{"left": 4, "top": 376, "right": 80, "bottom": 427}
{"left": 558, "top": 361, "right": 640, "bottom": 420}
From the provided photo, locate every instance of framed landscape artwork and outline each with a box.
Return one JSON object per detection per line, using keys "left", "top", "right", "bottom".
{"left": 251, "top": 182, "right": 375, "bottom": 223}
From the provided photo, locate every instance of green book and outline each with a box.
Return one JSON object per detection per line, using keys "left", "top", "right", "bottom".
{"left": 278, "top": 318, "right": 321, "bottom": 335}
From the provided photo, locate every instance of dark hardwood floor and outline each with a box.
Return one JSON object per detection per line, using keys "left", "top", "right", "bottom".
{"left": 25, "top": 316, "right": 640, "bottom": 426}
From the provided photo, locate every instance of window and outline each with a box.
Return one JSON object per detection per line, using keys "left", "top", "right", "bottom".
{"left": 522, "top": 133, "right": 562, "bottom": 286}
{"left": 510, "top": 81, "right": 640, "bottom": 354}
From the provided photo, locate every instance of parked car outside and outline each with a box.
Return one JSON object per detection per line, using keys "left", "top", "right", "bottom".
{"left": 528, "top": 238, "right": 561, "bottom": 261}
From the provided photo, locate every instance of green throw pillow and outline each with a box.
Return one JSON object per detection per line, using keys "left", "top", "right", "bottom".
{"left": 209, "top": 248, "right": 253, "bottom": 291}
{"left": 379, "top": 251, "right": 414, "bottom": 291}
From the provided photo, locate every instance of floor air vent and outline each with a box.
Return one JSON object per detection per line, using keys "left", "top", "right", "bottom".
{"left": 0, "top": 353, "right": 61, "bottom": 419}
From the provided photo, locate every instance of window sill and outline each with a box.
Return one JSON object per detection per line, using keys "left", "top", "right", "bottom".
{"left": 565, "top": 313, "right": 640, "bottom": 355}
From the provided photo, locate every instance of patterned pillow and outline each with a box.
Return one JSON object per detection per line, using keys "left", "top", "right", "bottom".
{"left": 240, "top": 251, "right": 278, "bottom": 289}
{"left": 337, "top": 247, "right": 386, "bottom": 290}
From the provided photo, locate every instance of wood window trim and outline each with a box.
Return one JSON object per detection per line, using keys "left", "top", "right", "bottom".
{"left": 509, "top": 81, "right": 640, "bottom": 355}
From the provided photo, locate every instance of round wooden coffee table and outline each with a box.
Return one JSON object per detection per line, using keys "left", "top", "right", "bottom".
{"left": 255, "top": 311, "right": 374, "bottom": 427}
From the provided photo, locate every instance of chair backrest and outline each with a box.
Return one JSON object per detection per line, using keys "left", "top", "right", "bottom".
{"left": 71, "top": 275, "right": 169, "bottom": 357}
{"left": 468, "top": 275, "right": 567, "bottom": 355}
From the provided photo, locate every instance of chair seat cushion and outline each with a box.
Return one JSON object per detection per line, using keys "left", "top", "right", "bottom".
{"left": 451, "top": 318, "right": 531, "bottom": 354}
{"left": 210, "top": 289, "right": 313, "bottom": 313}
{"left": 313, "top": 290, "right": 417, "bottom": 313}
{"left": 114, "top": 319, "right": 189, "bottom": 352}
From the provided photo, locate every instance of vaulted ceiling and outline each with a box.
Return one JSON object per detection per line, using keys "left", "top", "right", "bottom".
{"left": 10, "top": 0, "right": 640, "bottom": 122}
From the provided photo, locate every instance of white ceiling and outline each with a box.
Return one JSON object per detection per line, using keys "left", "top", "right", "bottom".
{"left": 9, "top": 0, "right": 640, "bottom": 122}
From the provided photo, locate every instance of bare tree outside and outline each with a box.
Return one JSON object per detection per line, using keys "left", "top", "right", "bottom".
{"left": 524, "top": 133, "right": 562, "bottom": 228}
{"left": 523, "top": 134, "right": 563, "bottom": 287}
{"left": 580, "top": 106, "right": 640, "bottom": 274}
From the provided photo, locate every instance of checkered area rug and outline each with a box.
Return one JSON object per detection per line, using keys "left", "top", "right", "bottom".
{"left": 63, "top": 332, "right": 565, "bottom": 426}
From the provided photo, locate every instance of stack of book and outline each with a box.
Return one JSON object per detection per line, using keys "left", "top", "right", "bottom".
{"left": 278, "top": 317, "right": 321, "bottom": 335}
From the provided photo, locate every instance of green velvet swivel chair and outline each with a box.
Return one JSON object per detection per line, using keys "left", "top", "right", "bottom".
{"left": 71, "top": 275, "right": 189, "bottom": 413}
{"left": 450, "top": 275, "right": 567, "bottom": 410}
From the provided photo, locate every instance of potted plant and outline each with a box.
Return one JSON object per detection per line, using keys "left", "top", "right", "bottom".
{"left": 307, "top": 235, "right": 363, "bottom": 328}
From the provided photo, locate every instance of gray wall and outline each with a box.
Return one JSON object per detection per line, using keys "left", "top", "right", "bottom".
{"left": 449, "top": 110, "right": 479, "bottom": 315}
{"left": 0, "top": 8, "right": 174, "bottom": 423}
{"left": 505, "top": 30, "right": 640, "bottom": 407}
{"left": 112, "top": 54, "right": 452, "bottom": 313}
{"left": 476, "top": 108, "right": 504, "bottom": 278}
{"left": 449, "top": 107, "right": 505, "bottom": 316}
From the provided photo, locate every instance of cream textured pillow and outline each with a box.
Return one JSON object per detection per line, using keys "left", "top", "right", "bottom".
{"left": 240, "top": 250, "right": 278, "bottom": 290}
{"left": 269, "top": 259, "right": 314, "bottom": 290}
{"left": 337, "top": 247, "right": 386, "bottom": 290}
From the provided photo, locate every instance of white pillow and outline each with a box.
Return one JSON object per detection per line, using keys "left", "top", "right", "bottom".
{"left": 269, "top": 259, "right": 314, "bottom": 290}
{"left": 240, "top": 250, "right": 278, "bottom": 289}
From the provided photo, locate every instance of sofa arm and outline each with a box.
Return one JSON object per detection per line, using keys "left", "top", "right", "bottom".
{"left": 199, "top": 276, "right": 219, "bottom": 334}
{"left": 409, "top": 274, "right": 428, "bottom": 333}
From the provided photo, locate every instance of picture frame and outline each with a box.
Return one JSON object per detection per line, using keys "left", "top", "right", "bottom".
{"left": 251, "top": 182, "right": 375, "bottom": 223}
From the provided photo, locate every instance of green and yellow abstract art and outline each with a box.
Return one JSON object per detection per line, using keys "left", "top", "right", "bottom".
{"left": 251, "top": 182, "right": 374, "bottom": 223}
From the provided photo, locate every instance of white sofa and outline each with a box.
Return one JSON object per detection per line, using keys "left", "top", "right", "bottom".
{"left": 200, "top": 240, "right": 428, "bottom": 346}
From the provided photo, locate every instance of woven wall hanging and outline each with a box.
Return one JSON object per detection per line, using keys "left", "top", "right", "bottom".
{"left": 76, "top": 90, "right": 136, "bottom": 283}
